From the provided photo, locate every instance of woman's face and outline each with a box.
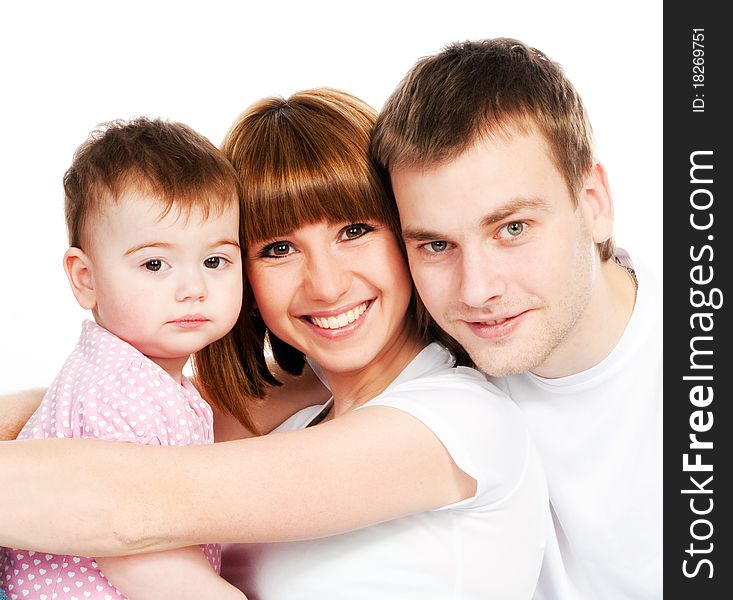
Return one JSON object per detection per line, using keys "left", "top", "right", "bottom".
{"left": 246, "top": 220, "right": 414, "bottom": 376}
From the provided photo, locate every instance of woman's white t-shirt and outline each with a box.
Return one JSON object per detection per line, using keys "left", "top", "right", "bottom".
{"left": 221, "top": 343, "right": 549, "bottom": 599}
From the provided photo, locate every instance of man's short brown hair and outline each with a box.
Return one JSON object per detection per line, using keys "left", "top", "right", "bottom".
{"left": 371, "top": 37, "right": 614, "bottom": 261}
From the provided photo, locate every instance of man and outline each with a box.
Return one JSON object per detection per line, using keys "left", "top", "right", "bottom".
{"left": 370, "top": 38, "right": 662, "bottom": 599}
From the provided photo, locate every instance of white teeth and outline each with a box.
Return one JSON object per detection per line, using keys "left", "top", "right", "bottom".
{"left": 479, "top": 317, "right": 507, "bottom": 326}
{"left": 309, "top": 302, "right": 368, "bottom": 330}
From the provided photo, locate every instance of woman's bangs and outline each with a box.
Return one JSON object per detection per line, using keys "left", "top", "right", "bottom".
{"left": 242, "top": 166, "right": 387, "bottom": 243}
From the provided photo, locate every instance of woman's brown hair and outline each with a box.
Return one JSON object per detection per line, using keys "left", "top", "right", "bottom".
{"left": 197, "top": 88, "right": 470, "bottom": 421}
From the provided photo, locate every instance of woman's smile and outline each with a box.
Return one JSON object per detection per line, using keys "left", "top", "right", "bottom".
{"left": 303, "top": 300, "right": 371, "bottom": 330}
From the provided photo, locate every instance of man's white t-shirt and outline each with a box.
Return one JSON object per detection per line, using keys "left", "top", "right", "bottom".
{"left": 221, "top": 343, "right": 549, "bottom": 599}
{"left": 491, "top": 258, "right": 662, "bottom": 599}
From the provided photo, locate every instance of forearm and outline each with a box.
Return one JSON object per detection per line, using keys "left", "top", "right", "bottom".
{"left": 0, "top": 408, "right": 470, "bottom": 556}
{"left": 1, "top": 436, "right": 306, "bottom": 555}
{"left": 0, "top": 387, "right": 45, "bottom": 440}
{"left": 99, "top": 547, "right": 247, "bottom": 599}
{"left": 0, "top": 438, "right": 197, "bottom": 555}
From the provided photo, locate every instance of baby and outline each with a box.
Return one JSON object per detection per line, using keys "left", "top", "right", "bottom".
{"left": 1, "top": 118, "right": 246, "bottom": 599}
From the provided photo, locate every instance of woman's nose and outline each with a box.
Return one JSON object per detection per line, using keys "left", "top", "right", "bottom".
{"left": 303, "top": 251, "right": 351, "bottom": 304}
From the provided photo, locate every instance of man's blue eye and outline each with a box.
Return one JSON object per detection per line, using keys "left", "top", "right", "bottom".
{"left": 506, "top": 222, "right": 525, "bottom": 236}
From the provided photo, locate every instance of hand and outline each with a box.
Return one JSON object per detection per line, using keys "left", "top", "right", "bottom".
{"left": 0, "top": 387, "right": 45, "bottom": 440}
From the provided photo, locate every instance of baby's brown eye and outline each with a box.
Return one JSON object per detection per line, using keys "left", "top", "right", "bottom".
{"left": 145, "top": 259, "right": 162, "bottom": 271}
{"left": 204, "top": 257, "right": 222, "bottom": 269}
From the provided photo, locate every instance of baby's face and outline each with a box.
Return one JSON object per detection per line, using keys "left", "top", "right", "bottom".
{"left": 82, "top": 191, "right": 242, "bottom": 375}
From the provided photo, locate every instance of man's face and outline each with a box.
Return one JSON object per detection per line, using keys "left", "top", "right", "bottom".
{"left": 392, "top": 128, "right": 609, "bottom": 378}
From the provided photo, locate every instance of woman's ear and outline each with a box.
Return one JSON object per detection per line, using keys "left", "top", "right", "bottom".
{"left": 580, "top": 162, "right": 614, "bottom": 244}
{"left": 63, "top": 247, "right": 97, "bottom": 310}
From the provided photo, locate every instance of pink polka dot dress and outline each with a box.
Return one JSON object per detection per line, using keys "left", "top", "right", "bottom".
{"left": 2, "top": 320, "right": 220, "bottom": 599}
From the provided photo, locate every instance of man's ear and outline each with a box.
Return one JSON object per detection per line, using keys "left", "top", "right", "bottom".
{"left": 63, "top": 247, "right": 97, "bottom": 310}
{"left": 580, "top": 162, "right": 614, "bottom": 244}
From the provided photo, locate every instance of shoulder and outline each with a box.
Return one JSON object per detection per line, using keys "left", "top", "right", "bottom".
{"left": 369, "top": 345, "right": 525, "bottom": 435}
{"left": 83, "top": 355, "right": 170, "bottom": 397}
{"left": 358, "top": 350, "right": 536, "bottom": 508}
{"left": 75, "top": 361, "right": 212, "bottom": 445}
{"left": 619, "top": 250, "right": 662, "bottom": 307}
{"left": 371, "top": 366, "right": 528, "bottom": 456}
{"left": 57, "top": 321, "right": 156, "bottom": 396}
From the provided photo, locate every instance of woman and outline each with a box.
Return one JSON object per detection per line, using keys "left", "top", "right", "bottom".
{"left": 0, "top": 89, "right": 547, "bottom": 599}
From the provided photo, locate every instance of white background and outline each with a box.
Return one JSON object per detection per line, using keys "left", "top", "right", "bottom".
{"left": 0, "top": 0, "right": 662, "bottom": 393}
